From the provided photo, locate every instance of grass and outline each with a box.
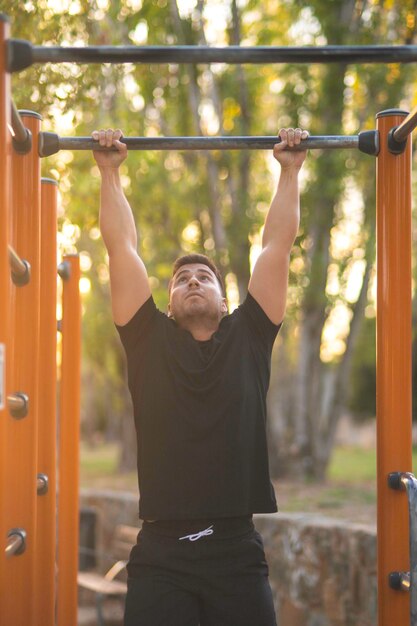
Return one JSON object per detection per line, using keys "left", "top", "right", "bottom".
{"left": 80, "top": 443, "right": 417, "bottom": 485}
{"left": 79, "top": 442, "right": 417, "bottom": 521}
{"left": 79, "top": 442, "right": 137, "bottom": 491}
{"left": 329, "top": 446, "right": 417, "bottom": 482}
{"left": 80, "top": 442, "right": 119, "bottom": 475}
{"left": 328, "top": 447, "right": 378, "bottom": 482}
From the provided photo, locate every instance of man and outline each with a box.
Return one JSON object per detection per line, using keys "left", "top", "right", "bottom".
{"left": 92, "top": 126, "right": 308, "bottom": 626}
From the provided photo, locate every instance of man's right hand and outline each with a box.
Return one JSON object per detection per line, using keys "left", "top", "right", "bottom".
{"left": 92, "top": 128, "right": 128, "bottom": 169}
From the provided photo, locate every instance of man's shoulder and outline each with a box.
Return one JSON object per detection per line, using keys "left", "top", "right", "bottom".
{"left": 115, "top": 295, "right": 174, "bottom": 350}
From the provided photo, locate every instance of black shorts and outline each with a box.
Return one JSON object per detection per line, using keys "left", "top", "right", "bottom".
{"left": 124, "top": 516, "right": 277, "bottom": 626}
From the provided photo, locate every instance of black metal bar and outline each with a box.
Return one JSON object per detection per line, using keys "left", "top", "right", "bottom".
{"left": 7, "top": 392, "right": 29, "bottom": 419}
{"left": 11, "top": 101, "right": 28, "bottom": 143}
{"left": 61, "top": 134, "right": 358, "bottom": 151}
{"left": 8, "top": 245, "right": 26, "bottom": 276}
{"left": 5, "top": 529, "right": 26, "bottom": 558}
{"left": 8, "top": 39, "right": 417, "bottom": 72}
{"left": 393, "top": 105, "right": 417, "bottom": 143}
{"left": 8, "top": 245, "right": 31, "bottom": 286}
{"left": 11, "top": 102, "right": 32, "bottom": 154}
{"left": 39, "top": 132, "right": 379, "bottom": 157}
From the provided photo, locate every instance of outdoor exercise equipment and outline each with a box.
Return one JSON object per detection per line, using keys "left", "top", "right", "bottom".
{"left": 0, "top": 17, "right": 81, "bottom": 626}
{"left": 7, "top": 40, "right": 417, "bottom": 70}
{"left": 1, "top": 11, "right": 417, "bottom": 626}
{"left": 37, "top": 131, "right": 378, "bottom": 156}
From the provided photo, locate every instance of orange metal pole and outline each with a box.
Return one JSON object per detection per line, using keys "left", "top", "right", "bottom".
{"left": 376, "top": 109, "right": 412, "bottom": 625}
{"left": 57, "top": 254, "right": 81, "bottom": 626}
{"left": 34, "top": 178, "right": 58, "bottom": 626}
{"left": 0, "top": 14, "right": 11, "bottom": 625}
{"left": 5, "top": 110, "right": 42, "bottom": 626}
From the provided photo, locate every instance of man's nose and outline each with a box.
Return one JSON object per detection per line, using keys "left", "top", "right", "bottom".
{"left": 188, "top": 275, "right": 199, "bottom": 286}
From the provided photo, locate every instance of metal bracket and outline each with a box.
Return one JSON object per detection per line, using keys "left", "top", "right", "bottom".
{"left": 389, "top": 571, "right": 410, "bottom": 591}
{"left": 58, "top": 261, "right": 71, "bottom": 281}
{"left": 387, "top": 126, "right": 408, "bottom": 155}
{"left": 388, "top": 471, "right": 417, "bottom": 625}
{"left": 358, "top": 130, "right": 380, "bottom": 156}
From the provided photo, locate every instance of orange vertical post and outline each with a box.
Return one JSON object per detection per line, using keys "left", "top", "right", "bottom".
{"left": 34, "top": 178, "right": 59, "bottom": 626}
{"left": 376, "top": 109, "right": 412, "bottom": 625}
{"left": 5, "top": 110, "right": 42, "bottom": 626}
{"left": 57, "top": 254, "right": 81, "bottom": 626}
{"left": 0, "top": 14, "right": 11, "bottom": 625}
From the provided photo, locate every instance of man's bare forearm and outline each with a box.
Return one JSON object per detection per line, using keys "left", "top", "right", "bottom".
{"left": 99, "top": 167, "right": 137, "bottom": 256}
{"left": 262, "top": 166, "right": 301, "bottom": 254}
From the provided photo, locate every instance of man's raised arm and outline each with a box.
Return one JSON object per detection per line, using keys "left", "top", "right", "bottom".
{"left": 248, "top": 127, "right": 309, "bottom": 325}
{"left": 92, "top": 128, "right": 151, "bottom": 326}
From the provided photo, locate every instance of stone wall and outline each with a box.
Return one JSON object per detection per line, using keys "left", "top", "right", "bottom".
{"left": 80, "top": 489, "right": 139, "bottom": 572}
{"left": 256, "top": 513, "right": 377, "bottom": 626}
{"left": 80, "top": 490, "right": 377, "bottom": 626}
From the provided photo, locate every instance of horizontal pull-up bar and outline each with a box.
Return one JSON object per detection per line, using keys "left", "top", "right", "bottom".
{"left": 39, "top": 130, "right": 379, "bottom": 157}
{"left": 8, "top": 40, "right": 417, "bottom": 72}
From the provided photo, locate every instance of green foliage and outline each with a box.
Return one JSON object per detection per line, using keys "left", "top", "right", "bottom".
{"left": 5, "top": 0, "right": 417, "bottom": 466}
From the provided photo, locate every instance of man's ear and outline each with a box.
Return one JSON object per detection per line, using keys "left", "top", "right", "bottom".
{"left": 167, "top": 302, "right": 172, "bottom": 318}
{"left": 221, "top": 298, "right": 228, "bottom": 314}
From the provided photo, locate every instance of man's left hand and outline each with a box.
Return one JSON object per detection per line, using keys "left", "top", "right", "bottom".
{"left": 273, "top": 127, "right": 309, "bottom": 170}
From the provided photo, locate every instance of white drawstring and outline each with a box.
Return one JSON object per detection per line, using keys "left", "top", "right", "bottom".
{"left": 179, "top": 525, "right": 214, "bottom": 542}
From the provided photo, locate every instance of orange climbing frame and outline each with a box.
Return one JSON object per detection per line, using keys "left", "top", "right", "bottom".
{"left": 0, "top": 17, "right": 82, "bottom": 626}
{"left": 0, "top": 15, "right": 11, "bottom": 626}
{"left": 376, "top": 109, "right": 413, "bottom": 625}
{"left": 34, "top": 178, "right": 59, "bottom": 626}
{"left": 57, "top": 254, "right": 81, "bottom": 626}
{"left": 5, "top": 110, "right": 42, "bottom": 626}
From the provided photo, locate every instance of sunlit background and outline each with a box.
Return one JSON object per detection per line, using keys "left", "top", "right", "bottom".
{"left": 7, "top": 0, "right": 417, "bottom": 483}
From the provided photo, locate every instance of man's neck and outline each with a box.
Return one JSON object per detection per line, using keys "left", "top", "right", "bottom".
{"left": 176, "top": 318, "right": 220, "bottom": 341}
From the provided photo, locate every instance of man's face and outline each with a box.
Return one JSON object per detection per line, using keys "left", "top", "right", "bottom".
{"left": 168, "top": 263, "right": 227, "bottom": 324}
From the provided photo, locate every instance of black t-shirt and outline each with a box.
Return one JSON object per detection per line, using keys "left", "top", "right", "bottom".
{"left": 116, "top": 291, "right": 281, "bottom": 521}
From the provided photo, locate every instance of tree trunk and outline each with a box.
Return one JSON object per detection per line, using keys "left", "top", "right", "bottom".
{"left": 227, "top": 0, "right": 252, "bottom": 300}
{"left": 169, "top": 0, "right": 229, "bottom": 263}
{"left": 271, "top": 0, "right": 353, "bottom": 479}
{"left": 315, "top": 256, "right": 373, "bottom": 478}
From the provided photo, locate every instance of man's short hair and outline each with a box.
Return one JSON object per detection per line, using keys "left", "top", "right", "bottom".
{"left": 169, "top": 253, "right": 226, "bottom": 296}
